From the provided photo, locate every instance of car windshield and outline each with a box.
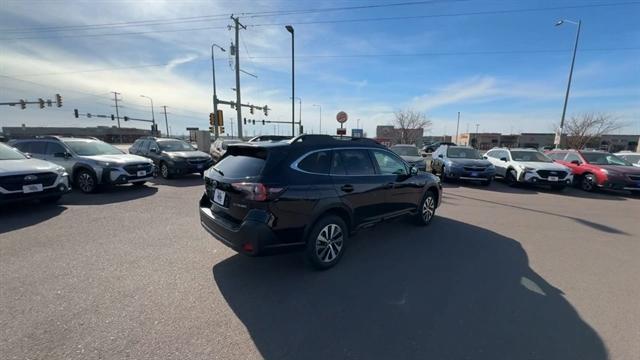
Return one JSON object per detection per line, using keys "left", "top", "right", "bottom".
{"left": 0, "top": 144, "right": 27, "bottom": 160}
{"left": 447, "top": 147, "right": 482, "bottom": 159}
{"left": 582, "top": 152, "right": 631, "bottom": 166}
{"left": 391, "top": 146, "right": 419, "bottom": 156}
{"left": 159, "top": 140, "right": 194, "bottom": 152}
{"left": 65, "top": 140, "right": 123, "bottom": 156}
{"left": 620, "top": 154, "right": 640, "bottom": 163}
{"left": 510, "top": 151, "right": 552, "bottom": 162}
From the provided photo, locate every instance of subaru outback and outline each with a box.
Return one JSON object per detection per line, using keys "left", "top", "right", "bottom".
{"left": 199, "top": 135, "right": 442, "bottom": 269}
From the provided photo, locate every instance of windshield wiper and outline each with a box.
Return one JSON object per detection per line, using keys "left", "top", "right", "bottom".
{"left": 211, "top": 167, "right": 224, "bottom": 176}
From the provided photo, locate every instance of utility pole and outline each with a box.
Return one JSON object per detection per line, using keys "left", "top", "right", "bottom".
{"left": 111, "top": 91, "right": 122, "bottom": 143}
{"left": 211, "top": 43, "right": 225, "bottom": 140}
{"left": 162, "top": 106, "right": 169, "bottom": 137}
{"left": 285, "top": 25, "right": 295, "bottom": 136}
{"left": 555, "top": 19, "right": 581, "bottom": 149}
{"left": 231, "top": 15, "right": 246, "bottom": 139}
{"left": 455, "top": 112, "right": 460, "bottom": 144}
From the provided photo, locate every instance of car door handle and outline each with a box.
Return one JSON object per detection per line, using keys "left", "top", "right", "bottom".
{"left": 341, "top": 184, "right": 354, "bottom": 193}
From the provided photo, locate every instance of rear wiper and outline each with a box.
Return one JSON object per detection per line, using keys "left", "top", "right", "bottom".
{"left": 211, "top": 167, "right": 224, "bottom": 176}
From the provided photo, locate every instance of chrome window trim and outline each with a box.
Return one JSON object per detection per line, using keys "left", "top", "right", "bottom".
{"left": 290, "top": 147, "right": 403, "bottom": 177}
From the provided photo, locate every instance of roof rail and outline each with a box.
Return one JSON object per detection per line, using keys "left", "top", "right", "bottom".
{"left": 289, "top": 134, "right": 380, "bottom": 145}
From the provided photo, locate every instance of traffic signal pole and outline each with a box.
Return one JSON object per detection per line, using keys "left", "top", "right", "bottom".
{"left": 111, "top": 91, "right": 122, "bottom": 143}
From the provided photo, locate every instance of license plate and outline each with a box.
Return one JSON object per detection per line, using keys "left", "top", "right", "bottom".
{"left": 137, "top": 170, "right": 146, "bottom": 177}
{"left": 213, "top": 188, "right": 226, "bottom": 206}
{"left": 23, "top": 184, "right": 43, "bottom": 193}
{"left": 548, "top": 176, "right": 559, "bottom": 181}
{"left": 197, "top": 164, "right": 203, "bottom": 169}
{"left": 471, "top": 172, "right": 478, "bottom": 177}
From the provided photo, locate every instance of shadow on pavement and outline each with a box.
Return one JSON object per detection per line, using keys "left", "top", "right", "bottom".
{"left": 0, "top": 202, "right": 66, "bottom": 234}
{"left": 212, "top": 217, "right": 607, "bottom": 360}
{"left": 60, "top": 184, "right": 158, "bottom": 206}
{"left": 150, "top": 174, "right": 204, "bottom": 188}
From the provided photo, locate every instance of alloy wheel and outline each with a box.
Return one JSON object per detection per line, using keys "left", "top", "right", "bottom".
{"left": 315, "top": 224, "right": 344, "bottom": 263}
{"left": 582, "top": 174, "right": 595, "bottom": 191}
{"left": 161, "top": 164, "right": 169, "bottom": 178}
{"left": 78, "top": 172, "right": 94, "bottom": 192}
{"left": 422, "top": 195, "right": 435, "bottom": 223}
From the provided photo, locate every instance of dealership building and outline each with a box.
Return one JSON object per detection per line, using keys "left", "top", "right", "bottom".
{"left": 1, "top": 126, "right": 157, "bottom": 144}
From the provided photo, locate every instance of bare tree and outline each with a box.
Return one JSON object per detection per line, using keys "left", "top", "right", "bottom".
{"left": 558, "top": 113, "right": 622, "bottom": 149}
{"left": 393, "top": 110, "right": 432, "bottom": 144}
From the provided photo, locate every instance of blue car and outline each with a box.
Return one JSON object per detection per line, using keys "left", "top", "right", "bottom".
{"left": 430, "top": 145, "right": 496, "bottom": 185}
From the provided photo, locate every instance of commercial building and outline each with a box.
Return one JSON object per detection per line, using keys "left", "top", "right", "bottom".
{"left": 453, "top": 132, "right": 638, "bottom": 151}
{"left": 375, "top": 125, "right": 425, "bottom": 147}
{"left": 2, "top": 126, "right": 157, "bottom": 144}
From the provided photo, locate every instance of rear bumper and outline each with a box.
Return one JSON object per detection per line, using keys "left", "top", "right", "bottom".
{"left": 198, "top": 193, "right": 283, "bottom": 255}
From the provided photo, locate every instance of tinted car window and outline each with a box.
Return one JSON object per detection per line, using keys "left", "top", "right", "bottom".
{"left": 485, "top": 150, "right": 498, "bottom": 158}
{"left": 336, "top": 149, "right": 375, "bottom": 176}
{"left": 582, "top": 152, "right": 630, "bottom": 166}
{"left": 330, "top": 151, "right": 346, "bottom": 175}
{"left": 45, "top": 142, "right": 67, "bottom": 156}
{"left": 130, "top": 140, "right": 142, "bottom": 153}
{"left": 565, "top": 153, "right": 582, "bottom": 163}
{"left": 447, "top": 147, "right": 482, "bottom": 159}
{"left": 29, "top": 141, "right": 47, "bottom": 154}
{"left": 298, "top": 150, "right": 331, "bottom": 174}
{"left": 214, "top": 153, "right": 266, "bottom": 178}
{"left": 548, "top": 152, "right": 567, "bottom": 160}
{"left": 12, "top": 141, "right": 31, "bottom": 153}
{"left": 373, "top": 150, "right": 407, "bottom": 175}
{"left": 510, "top": 151, "right": 551, "bottom": 162}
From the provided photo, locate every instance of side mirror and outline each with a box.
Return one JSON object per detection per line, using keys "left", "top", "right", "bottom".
{"left": 483, "top": 156, "right": 488, "bottom": 159}
{"left": 410, "top": 166, "right": 418, "bottom": 175}
{"left": 24, "top": 152, "right": 32, "bottom": 159}
{"left": 150, "top": 148, "right": 158, "bottom": 153}
{"left": 421, "top": 153, "right": 427, "bottom": 157}
{"left": 571, "top": 160, "right": 580, "bottom": 165}
{"left": 437, "top": 154, "right": 443, "bottom": 158}
{"left": 500, "top": 157, "right": 508, "bottom": 162}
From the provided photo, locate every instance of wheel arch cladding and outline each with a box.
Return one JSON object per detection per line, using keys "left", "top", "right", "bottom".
{"left": 305, "top": 206, "right": 352, "bottom": 241}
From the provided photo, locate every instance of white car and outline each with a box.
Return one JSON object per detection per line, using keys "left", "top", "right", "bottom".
{"left": 0, "top": 143, "right": 71, "bottom": 205}
{"left": 615, "top": 152, "right": 640, "bottom": 167}
{"left": 484, "top": 148, "right": 573, "bottom": 190}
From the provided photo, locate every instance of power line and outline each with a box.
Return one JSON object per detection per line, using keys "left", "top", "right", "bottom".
{"left": 2, "top": 2, "right": 638, "bottom": 41}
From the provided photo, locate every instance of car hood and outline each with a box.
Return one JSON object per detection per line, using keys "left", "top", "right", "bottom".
{"left": 0, "top": 158, "right": 62, "bottom": 174}
{"left": 448, "top": 158, "right": 492, "bottom": 166}
{"left": 400, "top": 155, "right": 424, "bottom": 163}
{"left": 518, "top": 161, "right": 569, "bottom": 171}
{"left": 164, "top": 150, "right": 210, "bottom": 159}
{"left": 598, "top": 164, "right": 640, "bottom": 175}
{"left": 82, "top": 154, "right": 152, "bottom": 164}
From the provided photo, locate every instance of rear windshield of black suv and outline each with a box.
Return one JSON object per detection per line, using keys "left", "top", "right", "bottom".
{"left": 213, "top": 147, "right": 268, "bottom": 178}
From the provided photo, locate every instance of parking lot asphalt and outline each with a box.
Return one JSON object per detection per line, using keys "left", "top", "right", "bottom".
{"left": 1, "top": 178, "right": 639, "bottom": 360}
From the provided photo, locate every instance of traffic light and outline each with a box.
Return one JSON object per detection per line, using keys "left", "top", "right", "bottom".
{"left": 87, "top": 113, "right": 92, "bottom": 118}
{"left": 243, "top": 117, "right": 247, "bottom": 125}
{"left": 250, "top": 106, "right": 254, "bottom": 115}
{"left": 219, "top": 126, "right": 225, "bottom": 133}
{"left": 300, "top": 125, "right": 304, "bottom": 134}
{"left": 262, "top": 119, "right": 265, "bottom": 125}
{"left": 263, "top": 105, "right": 269, "bottom": 116}
{"left": 55, "top": 94, "right": 62, "bottom": 107}
{"left": 111, "top": 114, "right": 115, "bottom": 121}
{"left": 124, "top": 116, "right": 129, "bottom": 121}
{"left": 252, "top": 119, "right": 255, "bottom": 125}
{"left": 209, "top": 127, "right": 215, "bottom": 133}
{"left": 20, "top": 99, "right": 26, "bottom": 109}
{"left": 209, "top": 113, "right": 215, "bottom": 126}
{"left": 38, "top": 98, "right": 45, "bottom": 109}
{"left": 230, "top": 101, "right": 235, "bottom": 109}
{"left": 74, "top": 109, "right": 79, "bottom": 118}
{"left": 216, "top": 110, "right": 223, "bottom": 126}
{"left": 46, "top": 99, "right": 52, "bottom": 107}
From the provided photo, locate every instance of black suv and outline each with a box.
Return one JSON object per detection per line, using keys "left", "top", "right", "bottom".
{"left": 199, "top": 135, "right": 442, "bottom": 269}
{"left": 129, "top": 137, "right": 213, "bottom": 179}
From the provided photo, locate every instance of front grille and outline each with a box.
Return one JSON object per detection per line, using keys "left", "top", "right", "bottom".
{"left": 187, "top": 158, "right": 209, "bottom": 165}
{"left": 628, "top": 175, "right": 640, "bottom": 181}
{"left": 463, "top": 166, "right": 486, "bottom": 172}
{"left": 537, "top": 170, "right": 567, "bottom": 179}
{"left": 123, "top": 163, "right": 152, "bottom": 175}
{"left": 0, "top": 172, "right": 57, "bottom": 191}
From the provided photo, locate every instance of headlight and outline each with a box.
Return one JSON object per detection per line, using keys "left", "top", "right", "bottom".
{"left": 599, "top": 168, "right": 608, "bottom": 175}
{"left": 55, "top": 167, "right": 66, "bottom": 175}
{"left": 487, "top": 164, "right": 495, "bottom": 170}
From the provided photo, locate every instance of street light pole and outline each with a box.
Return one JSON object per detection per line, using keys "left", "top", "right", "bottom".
{"left": 140, "top": 95, "right": 156, "bottom": 136}
{"left": 211, "top": 43, "right": 225, "bottom": 140}
{"left": 555, "top": 19, "right": 581, "bottom": 149}
{"left": 285, "top": 25, "right": 295, "bottom": 136}
{"left": 313, "top": 104, "right": 321, "bottom": 134}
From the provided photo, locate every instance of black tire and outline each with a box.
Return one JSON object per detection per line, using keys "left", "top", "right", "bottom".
{"left": 132, "top": 181, "right": 146, "bottom": 187}
{"left": 41, "top": 195, "right": 62, "bottom": 203}
{"left": 415, "top": 190, "right": 437, "bottom": 226}
{"left": 581, "top": 173, "right": 596, "bottom": 192}
{"left": 481, "top": 178, "right": 492, "bottom": 186}
{"left": 159, "top": 162, "right": 172, "bottom": 179}
{"left": 75, "top": 169, "right": 97, "bottom": 193}
{"left": 305, "top": 215, "right": 348, "bottom": 270}
{"left": 505, "top": 169, "right": 518, "bottom": 187}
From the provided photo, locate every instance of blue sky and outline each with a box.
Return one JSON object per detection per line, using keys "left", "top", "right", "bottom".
{"left": 0, "top": 0, "right": 638, "bottom": 137}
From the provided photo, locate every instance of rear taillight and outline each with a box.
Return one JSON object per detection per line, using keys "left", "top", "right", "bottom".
{"left": 231, "top": 182, "right": 284, "bottom": 201}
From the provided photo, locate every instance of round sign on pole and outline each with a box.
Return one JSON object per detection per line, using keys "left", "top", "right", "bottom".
{"left": 336, "top": 111, "right": 348, "bottom": 123}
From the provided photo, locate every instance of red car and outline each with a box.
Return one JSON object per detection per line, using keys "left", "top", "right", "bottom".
{"left": 546, "top": 150, "right": 640, "bottom": 192}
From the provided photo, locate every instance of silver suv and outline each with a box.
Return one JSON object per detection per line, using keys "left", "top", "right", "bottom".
{"left": 11, "top": 136, "right": 155, "bottom": 193}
